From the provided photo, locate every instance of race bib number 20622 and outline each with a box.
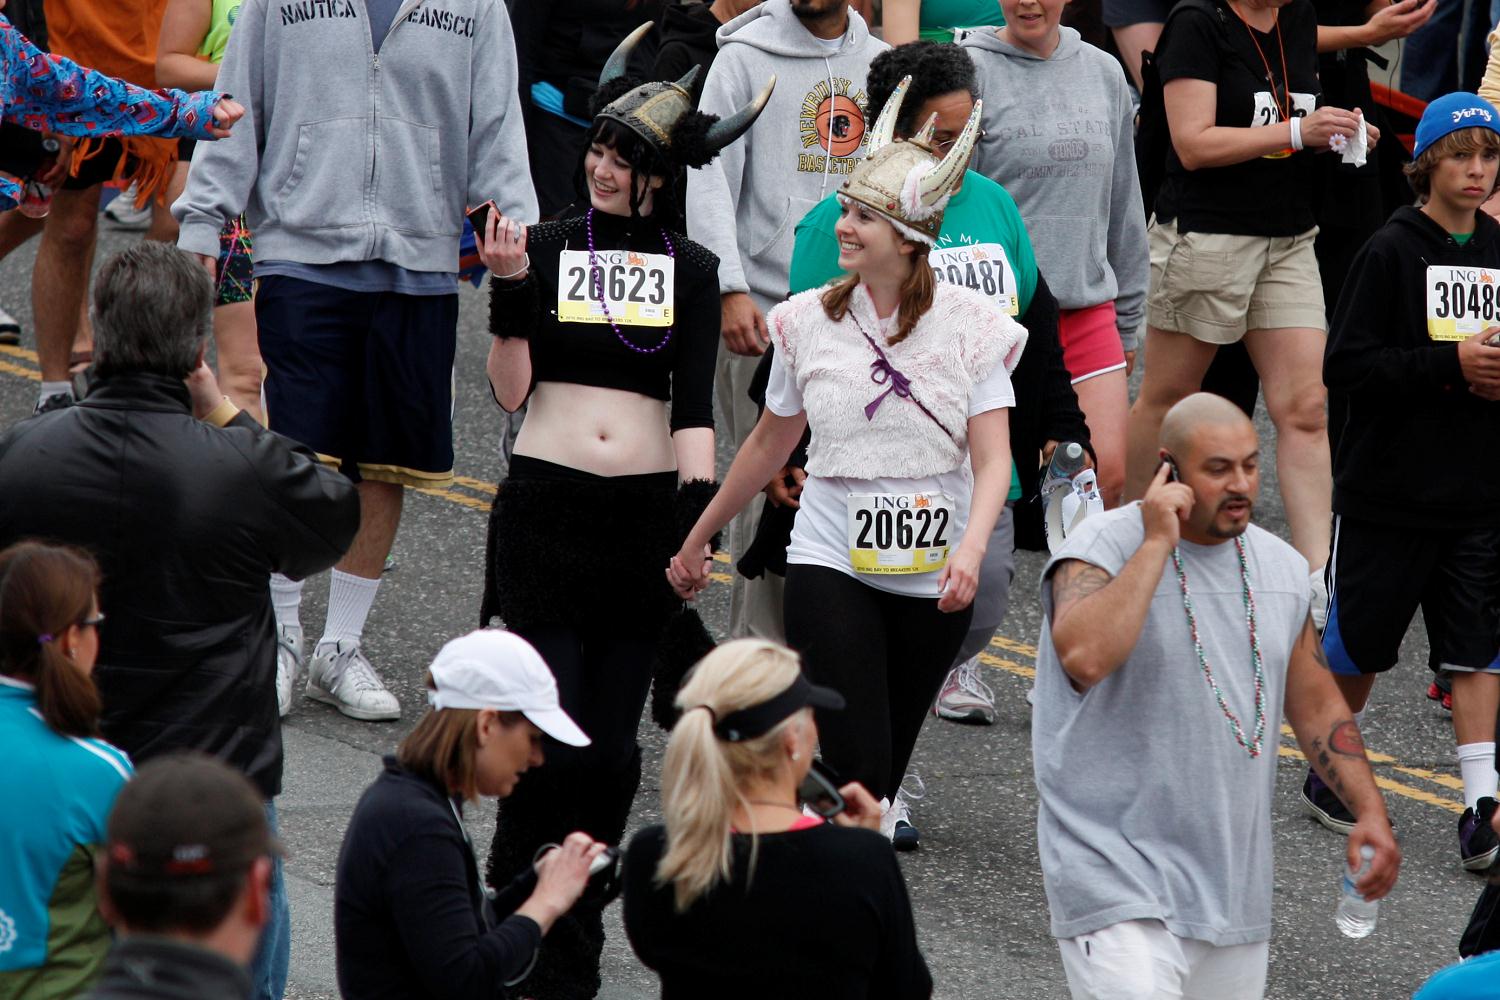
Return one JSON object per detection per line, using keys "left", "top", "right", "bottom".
{"left": 1426, "top": 265, "right": 1500, "bottom": 341}
{"left": 846, "top": 492, "right": 954, "bottom": 575}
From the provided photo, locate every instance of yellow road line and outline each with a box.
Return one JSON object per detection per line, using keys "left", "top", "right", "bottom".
{"left": 451, "top": 475, "right": 497, "bottom": 495}
{"left": 991, "top": 635, "right": 1039, "bottom": 659}
{"left": 410, "top": 486, "right": 492, "bottom": 511}
{"left": 0, "top": 359, "right": 38, "bottom": 382}
{"left": 709, "top": 572, "right": 732, "bottom": 584}
{"left": 978, "top": 649, "right": 1035, "bottom": 680}
{"left": 1277, "top": 744, "right": 1464, "bottom": 814}
{"left": 0, "top": 344, "right": 39, "bottom": 364}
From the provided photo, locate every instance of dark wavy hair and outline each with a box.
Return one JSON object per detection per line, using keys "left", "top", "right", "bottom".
{"left": 866, "top": 41, "right": 979, "bottom": 138}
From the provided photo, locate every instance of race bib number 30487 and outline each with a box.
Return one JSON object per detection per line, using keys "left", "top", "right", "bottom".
{"left": 1426, "top": 265, "right": 1500, "bottom": 341}
{"left": 846, "top": 492, "right": 954, "bottom": 574}
{"left": 930, "top": 243, "right": 1019, "bottom": 315}
{"left": 557, "top": 249, "right": 675, "bottom": 327}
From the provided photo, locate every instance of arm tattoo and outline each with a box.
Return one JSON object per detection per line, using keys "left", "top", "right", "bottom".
{"left": 1302, "top": 616, "right": 1333, "bottom": 670}
{"left": 1329, "top": 718, "right": 1366, "bottom": 757}
{"left": 1049, "top": 560, "right": 1112, "bottom": 624}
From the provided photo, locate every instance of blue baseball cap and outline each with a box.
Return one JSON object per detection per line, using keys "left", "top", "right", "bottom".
{"left": 1414, "top": 92, "right": 1500, "bottom": 159}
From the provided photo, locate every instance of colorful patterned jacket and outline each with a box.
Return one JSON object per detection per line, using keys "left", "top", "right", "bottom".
{"left": 0, "top": 13, "right": 222, "bottom": 211}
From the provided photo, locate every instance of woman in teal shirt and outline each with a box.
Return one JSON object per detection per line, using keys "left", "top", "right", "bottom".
{"left": 884, "top": 0, "right": 1004, "bottom": 44}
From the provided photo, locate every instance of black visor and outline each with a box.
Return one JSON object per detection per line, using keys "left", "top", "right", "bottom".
{"left": 713, "top": 674, "right": 845, "bottom": 743}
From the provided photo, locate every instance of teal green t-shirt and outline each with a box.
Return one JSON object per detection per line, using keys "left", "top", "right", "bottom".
{"left": 788, "top": 170, "right": 1036, "bottom": 500}
{"left": 1453, "top": 231, "right": 1474, "bottom": 246}
{"left": 918, "top": 0, "right": 1004, "bottom": 41}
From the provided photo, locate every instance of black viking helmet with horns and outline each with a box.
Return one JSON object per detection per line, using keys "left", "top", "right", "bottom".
{"left": 590, "top": 22, "right": 776, "bottom": 172}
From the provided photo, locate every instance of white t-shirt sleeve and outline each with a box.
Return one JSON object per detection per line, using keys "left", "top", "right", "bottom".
{"left": 966, "top": 355, "right": 1016, "bottom": 417}
{"left": 765, "top": 350, "right": 804, "bottom": 417}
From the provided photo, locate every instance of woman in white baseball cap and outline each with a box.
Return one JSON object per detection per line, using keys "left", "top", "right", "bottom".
{"left": 333, "top": 629, "right": 607, "bottom": 1000}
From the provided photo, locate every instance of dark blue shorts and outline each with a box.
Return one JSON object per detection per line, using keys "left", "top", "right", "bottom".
{"left": 255, "top": 275, "right": 458, "bottom": 487}
{"left": 1322, "top": 516, "right": 1500, "bottom": 676}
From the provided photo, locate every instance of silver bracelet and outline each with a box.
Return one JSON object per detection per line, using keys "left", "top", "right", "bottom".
{"left": 495, "top": 254, "right": 530, "bottom": 281}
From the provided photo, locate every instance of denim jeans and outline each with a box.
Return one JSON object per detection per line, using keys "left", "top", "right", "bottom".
{"left": 1401, "top": 0, "right": 1491, "bottom": 101}
{"left": 250, "top": 801, "right": 291, "bottom": 1000}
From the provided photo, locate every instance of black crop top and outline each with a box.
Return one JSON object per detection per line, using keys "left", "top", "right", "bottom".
{"left": 488, "top": 208, "right": 721, "bottom": 432}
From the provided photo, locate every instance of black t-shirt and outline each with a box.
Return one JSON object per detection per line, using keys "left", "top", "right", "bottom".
{"left": 1154, "top": 0, "right": 1322, "bottom": 236}
{"left": 489, "top": 208, "right": 721, "bottom": 432}
{"left": 622, "top": 823, "right": 933, "bottom": 999}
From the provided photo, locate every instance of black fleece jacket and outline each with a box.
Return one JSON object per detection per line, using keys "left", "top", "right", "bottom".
{"left": 1325, "top": 205, "right": 1500, "bottom": 527}
{"left": 335, "top": 758, "right": 543, "bottom": 1000}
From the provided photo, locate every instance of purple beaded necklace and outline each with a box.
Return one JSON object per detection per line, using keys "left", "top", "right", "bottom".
{"left": 586, "top": 208, "right": 675, "bottom": 355}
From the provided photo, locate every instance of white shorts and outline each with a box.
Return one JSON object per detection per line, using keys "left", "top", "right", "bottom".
{"left": 1057, "top": 919, "right": 1269, "bottom": 1000}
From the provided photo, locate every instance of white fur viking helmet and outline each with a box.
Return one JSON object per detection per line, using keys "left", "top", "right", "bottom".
{"left": 836, "top": 76, "right": 983, "bottom": 245}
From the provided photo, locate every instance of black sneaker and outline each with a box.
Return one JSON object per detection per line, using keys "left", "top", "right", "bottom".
{"left": 1301, "top": 769, "right": 1356, "bottom": 835}
{"left": 32, "top": 391, "right": 73, "bottom": 415}
{"left": 1460, "top": 797, "right": 1500, "bottom": 871}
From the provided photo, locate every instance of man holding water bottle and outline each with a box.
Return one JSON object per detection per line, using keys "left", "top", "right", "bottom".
{"left": 1031, "top": 393, "right": 1400, "bottom": 999}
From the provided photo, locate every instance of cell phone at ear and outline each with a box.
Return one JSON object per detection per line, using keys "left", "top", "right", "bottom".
{"left": 1162, "top": 457, "right": 1181, "bottom": 482}
{"left": 466, "top": 200, "right": 496, "bottom": 236}
{"left": 797, "top": 760, "right": 846, "bottom": 819}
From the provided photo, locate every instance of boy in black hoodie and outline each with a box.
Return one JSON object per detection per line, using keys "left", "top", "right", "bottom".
{"left": 1314, "top": 92, "right": 1500, "bottom": 871}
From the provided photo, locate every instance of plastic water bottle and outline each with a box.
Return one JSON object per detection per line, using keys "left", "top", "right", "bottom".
{"left": 1335, "top": 845, "right": 1379, "bottom": 938}
{"left": 1041, "top": 441, "right": 1088, "bottom": 493}
{"left": 1042, "top": 443, "right": 1104, "bottom": 554}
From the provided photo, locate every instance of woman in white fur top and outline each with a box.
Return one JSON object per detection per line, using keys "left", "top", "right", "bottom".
{"left": 667, "top": 78, "right": 1026, "bottom": 850}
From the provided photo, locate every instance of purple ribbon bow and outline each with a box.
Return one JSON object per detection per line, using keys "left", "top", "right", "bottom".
{"left": 865, "top": 355, "right": 914, "bottom": 421}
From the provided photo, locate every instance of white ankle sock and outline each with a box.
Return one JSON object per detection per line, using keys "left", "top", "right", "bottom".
{"left": 269, "top": 574, "right": 303, "bottom": 631}
{"left": 39, "top": 381, "right": 71, "bottom": 404}
{"left": 1458, "top": 742, "right": 1497, "bottom": 810}
{"left": 320, "top": 570, "right": 380, "bottom": 646}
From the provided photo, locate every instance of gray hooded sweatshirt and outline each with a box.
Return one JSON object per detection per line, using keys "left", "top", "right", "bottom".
{"left": 961, "top": 27, "right": 1147, "bottom": 351}
{"left": 686, "top": 0, "right": 888, "bottom": 312}
{"left": 174, "top": 0, "right": 536, "bottom": 272}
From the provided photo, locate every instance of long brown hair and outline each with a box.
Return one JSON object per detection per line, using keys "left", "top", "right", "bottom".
{"left": 397, "top": 671, "right": 527, "bottom": 801}
{"left": 0, "top": 541, "right": 103, "bottom": 737}
{"left": 820, "top": 243, "right": 936, "bottom": 347}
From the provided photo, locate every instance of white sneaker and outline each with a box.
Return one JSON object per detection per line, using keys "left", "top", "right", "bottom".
{"left": 879, "top": 775, "right": 924, "bottom": 851}
{"left": 103, "top": 184, "right": 151, "bottom": 229}
{"left": 0, "top": 303, "right": 19, "bottom": 344}
{"left": 275, "top": 625, "right": 303, "bottom": 718}
{"left": 1309, "top": 567, "right": 1329, "bottom": 632}
{"left": 306, "top": 639, "right": 401, "bottom": 721}
{"left": 934, "top": 656, "right": 996, "bottom": 725}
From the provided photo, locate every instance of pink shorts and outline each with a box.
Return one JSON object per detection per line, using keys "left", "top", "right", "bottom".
{"left": 1057, "top": 301, "right": 1127, "bottom": 384}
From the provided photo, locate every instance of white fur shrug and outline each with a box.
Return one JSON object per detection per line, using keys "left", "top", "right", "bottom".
{"left": 767, "top": 281, "right": 1028, "bottom": 479}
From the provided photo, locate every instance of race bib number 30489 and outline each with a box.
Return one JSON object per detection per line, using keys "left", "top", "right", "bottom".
{"left": 1426, "top": 265, "right": 1500, "bottom": 341}
{"left": 557, "top": 249, "right": 675, "bottom": 327}
{"left": 846, "top": 492, "right": 953, "bottom": 574}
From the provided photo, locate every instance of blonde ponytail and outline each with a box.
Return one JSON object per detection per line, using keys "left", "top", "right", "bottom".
{"left": 655, "top": 639, "right": 806, "bottom": 911}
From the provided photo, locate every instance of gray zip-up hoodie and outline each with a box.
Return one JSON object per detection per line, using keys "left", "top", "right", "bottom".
{"left": 961, "top": 27, "right": 1147, "bottom": 351}
{"left": 174, "top": 0, "right": 536, "bottom": 272}
{"left": 686, "top": 0, "right": 888, "bottom": 312}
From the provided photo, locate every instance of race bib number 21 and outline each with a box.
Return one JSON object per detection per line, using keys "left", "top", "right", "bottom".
{"left": 1426, "top": 265, "right": 1500, "bottom": 341}
{"left": 557, "top": 249, "right": 675, "bottom": 327}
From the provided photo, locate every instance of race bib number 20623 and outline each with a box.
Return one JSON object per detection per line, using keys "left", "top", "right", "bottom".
{"left": 557, "top": 249, "right": 674, "bottom": 327}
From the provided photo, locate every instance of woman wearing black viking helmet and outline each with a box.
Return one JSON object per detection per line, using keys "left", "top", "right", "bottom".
{"left": 668, "top": 83, "right": 1026, "bottom": 850}
{"left": 474, "top": 25, "right": 773, "bottom": 999}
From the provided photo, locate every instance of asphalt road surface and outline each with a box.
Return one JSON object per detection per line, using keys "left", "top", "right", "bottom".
{"left": 0, "top": 221, "right": 1483, "bottom": 1000}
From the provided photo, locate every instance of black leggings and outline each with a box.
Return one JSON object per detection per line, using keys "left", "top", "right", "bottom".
{"left": 783, "top": 565, "right": 973, "bottom": 803}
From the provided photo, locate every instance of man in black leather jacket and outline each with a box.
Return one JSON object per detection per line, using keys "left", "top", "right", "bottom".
{"left": 0, "top": 241, "right": 359, "bottom": 1000}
